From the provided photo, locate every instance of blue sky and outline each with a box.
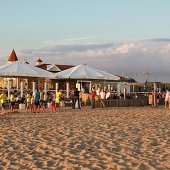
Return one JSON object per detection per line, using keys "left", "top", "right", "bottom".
{"left": 1, "top": 0, "right": 170, "bottom": 82}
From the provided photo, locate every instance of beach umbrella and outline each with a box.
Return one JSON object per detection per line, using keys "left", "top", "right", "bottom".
{"left": 53, "top": 64, "right": 120, "bottom": 81}
{"left": 0, "top": 61, "right": 54, "bottom": 78}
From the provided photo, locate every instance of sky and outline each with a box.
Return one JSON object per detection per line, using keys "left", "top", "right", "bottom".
{"left": 1, "top": 0, "right": 170, "bottom": 82}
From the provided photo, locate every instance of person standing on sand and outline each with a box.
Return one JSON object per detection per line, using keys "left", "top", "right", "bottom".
{"left": 70, "top": 89, "right": 75, "bottom": 109}
{"left": 96, "top": 85, "right": 100, "bottom": 96}
{"left": 34, "top": 89, "right": 40, "bottom": 113}
{"left": 96, "top": 85, "right": 101, "bottom": 107}
{"left": 74, "top": 88, "right": 81, "bottom": 109}
{"left": 156, "top": 90, "right": 160, "bottom": 106}
{"left": 10, "top": 92, "right": 15, "bottom": 113}
{"left": 91, "top": 86, "right": 96, "bottom": 109}
{"left": 50, "top": 92, "right": 56, "bottom": 112}
{"left": 165, "top": 89, "right": 169, "bottom": 108}
{"left": 99, "top": 89, "right": 105, "bottom": 107}
{"left": 30, "top": 93, "right": 35, "bottom": 112}
{"left": 100, "top": 89, "right": 106, "bottom": 99}
{"left": 55, "top": 89, "right": 62, "bottom": 110}
{"left": 26, "top": 90, "right": 32, "bottom": 112}
{"left": 0, "top": 91, "right": 7, "bottom": 114}
{"left": 39, "top": 88, "right": 45, "bottom": 112}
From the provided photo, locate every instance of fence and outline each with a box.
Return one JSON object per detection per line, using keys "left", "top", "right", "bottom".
{"left": 96, "top": 97, "right": 148, "bottom": 108}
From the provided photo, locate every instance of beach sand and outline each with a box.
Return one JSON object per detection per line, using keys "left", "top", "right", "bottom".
{"left": 0, "top": 106, "right": 170, "bottom": 169}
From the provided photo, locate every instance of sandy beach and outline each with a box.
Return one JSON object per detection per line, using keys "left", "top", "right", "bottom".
{"left": 0, "top": 106, "right": 170, "bottom": 170}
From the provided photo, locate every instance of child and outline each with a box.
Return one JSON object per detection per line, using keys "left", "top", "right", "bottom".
{"left": 26, "top": 91, "right": 32, "bottom": 112}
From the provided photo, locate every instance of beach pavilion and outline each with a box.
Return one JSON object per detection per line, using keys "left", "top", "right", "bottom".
{"left": 0, "top": 60, "right": 54, "bottom": 98}
{"left": 0, "top": 49, "right": 53, "bottom": 87}
{"left": 53, "top": 64, "right": 120, "bottom": 98}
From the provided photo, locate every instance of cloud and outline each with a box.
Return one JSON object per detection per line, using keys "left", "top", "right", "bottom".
{"left": 160, "top": 43, "right": 170, "bottom": 55}
{"left": 17, "top": 40, "right": 170, "bottom": 82}
{"left": 115, "top": 43, "right": 135, "bottom": 54}
{"left": 63, "top": 36, "right": 95, "bottom": 42}
{"left": 43, "top": 36, "right": 96, "bottom": 45}
{"left": 148, "top": 38, "right": 170, "bottom": 42}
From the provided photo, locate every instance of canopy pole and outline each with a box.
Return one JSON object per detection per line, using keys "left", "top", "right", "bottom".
{"left": 153, "top": 83, "right": 157, "bottom": 107}
{"left": 89, "top": 81, "right": 92, "bottom": 93}
{"left": 16, "top": 77, "right": 19, "bottom": 91}
{"left": 20, "top": 81, "right": 24, "bottom": 98}
{"left": 133, "top": 84, "right": 135, "bottom": 93}
{"left": 33, "top": 82, "right": 36, "bottom": 94}
{"left": 56, "top": 82, "right": 58, "bottom": 91}
{"left": 26, "top": 79, "right": 28, "bottom": 89}
{"left": 44, "top": 82, "right": 47, "bottom": 101}
{"left": 7, "top": 79, "right": 12, "bottom": 99}
{"left": 3, "top": 78, "right": 6, "bottom": 88}
{"left": 66, "top": 82, "right": 69, "bottom": 98}
{"left": 117, "top": 83, "right": 120, "bottom": 97}
{"left": 124, "top": 83, "right": 126, "bottom": 100}
{"left": 108, "top": 84, "right": 111, "bottom": 91}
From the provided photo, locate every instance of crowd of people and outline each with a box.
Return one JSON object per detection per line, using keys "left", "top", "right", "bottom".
{"left": 0, "top": 88, "right": 63, "bottom": 114}
{"left": 0, "top": 86, "right": 169, "bottom": 114}
{"left": 90, "top": 86, "right": 117, "bottom": 109}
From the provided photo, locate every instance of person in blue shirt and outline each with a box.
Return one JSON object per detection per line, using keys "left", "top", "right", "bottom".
{"left": 34, "top": 88, "right": 40, "bottom": 113}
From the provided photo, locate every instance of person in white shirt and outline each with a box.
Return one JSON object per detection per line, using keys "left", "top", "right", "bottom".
{"left": 100, "top": 89, "right": 106, "bottom": 99}
{"left": 165, "top": 89, "right": 169, "bottom": 108}
{"left": 96, "top": 87, "right": 100, "bottom": 96}
{"left": 106, "top": 91, "right": 111, "bottom": 99}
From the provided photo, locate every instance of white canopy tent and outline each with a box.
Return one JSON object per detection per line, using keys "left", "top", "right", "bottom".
{"left": 0, "top": 61, "right": 53, "bottom": 78}
{"left": 53, "top": 64, "right": 120, "bottom": 95}
{"left": 0, "top": 61, "right": 54, "bottom": 98}
{"left": 53, "top": 64, "right": 120, "bottom": 81}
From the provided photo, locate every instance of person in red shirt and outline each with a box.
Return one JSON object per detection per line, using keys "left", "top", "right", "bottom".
{"left": 91, "top": 86, "right": 96, "bottom": 109}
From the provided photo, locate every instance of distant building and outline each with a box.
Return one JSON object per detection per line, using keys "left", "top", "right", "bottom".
{"left": 35, "top": 58, "right": 74, "bottom": 73}
{"left": 7, "top": 49, "right": 18, "bottom": 64}
{"left": 117, "top": 75, "right": 137, "bottom": 83}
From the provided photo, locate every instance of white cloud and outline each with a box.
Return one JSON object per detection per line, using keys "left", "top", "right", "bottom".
{"left": 115, "top": 43, "right": 134, "bottom": 54}
{"left": 159, "top": 44, "right": 170, "bottom": 63}
{"left": 67, "top": 47, "right": 115, "bottom": 58}
{"left": 65, "top": 43, "right": 145, "bottom": 58}
{"left": 17, "top": 40, "right": 170, "bottom": 82}
{"left": 63, "top": 36, "right": 95, "bottom": 42}
{"left": 43, "top": 36, "right": 95, "bottom": 45}
{"left": 160, "top": 43, "right": 170, "bottom": 55}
